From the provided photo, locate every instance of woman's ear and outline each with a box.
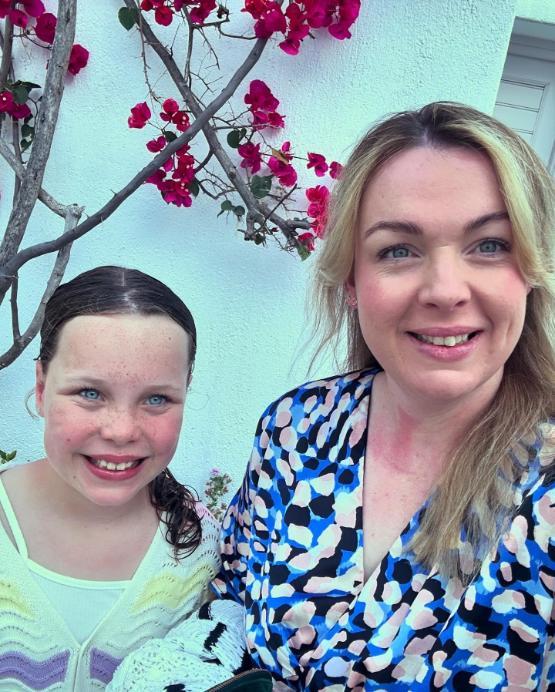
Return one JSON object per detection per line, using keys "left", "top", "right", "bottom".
{"left": 35, "top": 361, "right": 46, "bottom": 417}
{"left": 344, "top": 281, "right": 358, "bottom": 308}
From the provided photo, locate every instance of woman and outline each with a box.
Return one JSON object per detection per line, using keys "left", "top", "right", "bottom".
{"left": 214, "top": 103, "right": 555, "bottom": 690}
{"left": 0, "top": 266, "right": 224, "bottom": 689}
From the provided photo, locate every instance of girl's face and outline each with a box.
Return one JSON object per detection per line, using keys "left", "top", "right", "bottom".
{"left": 35, "top": 313, "right": 191, "bottom": 508}
{"left": 349, "top": 146, "right": 529, "bottom": 409}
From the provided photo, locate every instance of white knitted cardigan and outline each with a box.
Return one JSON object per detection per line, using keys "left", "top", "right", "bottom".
{"left": 106, "top": 599, "right": 250, "bottom": 692}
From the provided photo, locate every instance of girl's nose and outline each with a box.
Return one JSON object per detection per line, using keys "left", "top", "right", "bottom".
{"left": 99, "top": 407, "right": 140, "bottom": 444}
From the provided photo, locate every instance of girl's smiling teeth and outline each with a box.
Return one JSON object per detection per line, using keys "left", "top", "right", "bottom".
{"left": 87, "top": 457, "right": 144, "bottom": 471}
{"left": 411, "top": 332, "right": 477, "bottom": 347}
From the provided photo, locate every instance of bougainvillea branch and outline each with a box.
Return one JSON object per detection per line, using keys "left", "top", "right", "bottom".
{"left": 0, "top": 0, "right": 361, "bottom": 371}
{"left": 0, "top": 0, "right": 76, "bottom": 276}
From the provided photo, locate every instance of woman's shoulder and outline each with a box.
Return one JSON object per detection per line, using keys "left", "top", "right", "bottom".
{"left": 257, "top": 367, "right": 379, "bottom": 424}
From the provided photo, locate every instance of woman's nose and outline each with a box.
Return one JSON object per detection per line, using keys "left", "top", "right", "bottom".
{"left": 417, "top": 252, "right": 471, "bottom": 310}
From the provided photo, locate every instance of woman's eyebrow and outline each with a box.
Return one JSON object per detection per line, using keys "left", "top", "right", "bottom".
{"left": 363, "top": 211, "right": 510, "bottom": 239}
{"left": 463, "top": 211, "right": 510, "bottom": 232}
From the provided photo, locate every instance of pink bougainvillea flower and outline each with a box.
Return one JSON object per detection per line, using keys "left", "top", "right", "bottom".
{"left": 9, "top": 9, "right": 29, "bottom": 28}
{"left": 173, "top": 110, "right": 190, "bottom": 132}
{"left": 34, "top": 12, "right": 57, "bottom": 43}
{"left": 10, "top": 102, "right": 32, "bottom": 119}
{"left": 266, "top": 110, "right": 285, "bottom": 128}
{"left": 329, "top": 160, "right": 343, "bottom": 179}
{"left": 161, "top": 98, "right": 179, "bottom": 117}
{"left": 244, "top": 80, "right": 284, "bottom": 130}
{"left": 307, "top": 152, "right": 328, "bottom": 177}
{"left": 22, "top": 0, "right": 45, "bottom": 17}
{"left": 0, "top": 90, "right": 14, "bottom": 113}
{"left": 298, "top": 232, "right": 316, "bottom": 252}
{"left": 128, "top": 101, "right": 151, "bottom": 129}
{"left": 0, "top": 89, "right": 30, "bottom": 119}
{"left": 68, "top": 44, "right": 89, "bottom": 75}
{"left": 154, "top": 5, "right": 173, "bottom": 25}
{"left": 146, "top": 135, "right": 167, "bottom": 153}
{"left": 268, "top": 141, "right": 297, "bottom": 187}
{"left": 189, "top": 0, "right": 217, "bottom": 25}
{"left": 238, "top": 141, "right": 263, "bottom": 174}
{"left": 254, "top": 6, "right": 286, "bottom": 38}
{"left": 329, "top": 0, "right": 361, "bottom": 39}
{"left": 244, "top": 80, "right": 279, "bottom": 113}
{"left": 306, "top": 184, "right": 330, "bottom": 237}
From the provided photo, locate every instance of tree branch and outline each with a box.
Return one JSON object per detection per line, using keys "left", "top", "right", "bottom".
{"left": 130, "top": 1, "right": 309, "bottom": 244}
{"left": 0, "top": 205, "right": 79, "bottom": 369}
{"left": 0, "top": 0, "right": 77, "bottom": 297}
{"left": 0, "top": 2, "right": 272, "bottom": 282}
{"left": 0, "top": 18, "right": 14, "bottom": 90}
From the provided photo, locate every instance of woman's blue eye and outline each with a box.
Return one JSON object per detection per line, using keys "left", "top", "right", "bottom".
{"left": 477, "top": 239, "right": 509, "bottom": 254}
{"left": 146, "top": 394, "right": 167, "bottom": 406}
{"left": 380, "top": 245, "right": 412, "bottom": 259}
{"left": 79, "top": 388, "right": 100, "bottom": 400}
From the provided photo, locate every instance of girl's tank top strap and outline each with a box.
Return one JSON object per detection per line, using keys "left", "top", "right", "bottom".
{"left": 0, "top": 474, "right": 29, "bottom": 557}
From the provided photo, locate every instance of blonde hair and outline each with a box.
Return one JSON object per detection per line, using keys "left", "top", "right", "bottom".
{"left": 313, "top": 102, "right": 555, "bottom": 579}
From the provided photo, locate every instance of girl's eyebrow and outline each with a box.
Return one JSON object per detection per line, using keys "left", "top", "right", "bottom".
{"left": 63, "top": 375, "right": 183, "bottom": 393}
{"left": 362, "top": 211, "right": 510, "bottom": 239}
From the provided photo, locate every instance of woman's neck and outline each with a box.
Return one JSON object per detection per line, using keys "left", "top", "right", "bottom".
{"left": 368, "top": 371, "right": 498, "bottom": 476}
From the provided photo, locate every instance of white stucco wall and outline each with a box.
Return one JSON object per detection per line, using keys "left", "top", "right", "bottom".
{"left": 517, "top": 0, "right": 555, "bottom": 24}
{"left": 0, "top": 0, "right": 517, "bottom": 502}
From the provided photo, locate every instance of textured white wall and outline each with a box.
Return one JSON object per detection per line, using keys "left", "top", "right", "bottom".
{"left": 517, "top": 0, "right": 555, "bottom": 23}
{"left": 0, "top": 0, "right": 517, "bottom": 501}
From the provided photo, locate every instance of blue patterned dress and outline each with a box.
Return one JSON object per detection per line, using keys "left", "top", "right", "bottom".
{"left": 214, "top": 370, "right": 555, "bottom": 690}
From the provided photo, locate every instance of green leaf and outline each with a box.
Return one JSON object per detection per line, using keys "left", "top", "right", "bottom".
{"left": 233, "top": 205, "right": 245, "bottom": 219}
{"left": 250, "top": 175, "right": 272, "bottom": 199}
{"left": 20, "top": 81, "right": 41, "bottom": 91}
{"left": 21, "top": 123, "right": 34, "bottom": 139}
{"left": 189, "top": 178, "right": 200, "bottom": 197}
{"left": 20, "top": 138, "right": 32, "bottom": 152}
{"left": 118, "top": 6, "right": 139, "bottom": 30}
{"left": 226, "top": 128, "right": 246, "bottom": 149}
{"left": 296, "top": 244, "right": 311, "bottom": 261}
{"left": 12, "top": 84, "right": 30, "bottom": 105}
{"left": 164, "top": 130, "right": 177, "bottom": 143}
{"left": 217, "top": 199, "right": 234, "bottom": 217}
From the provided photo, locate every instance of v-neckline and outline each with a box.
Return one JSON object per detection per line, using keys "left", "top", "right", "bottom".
{"left": 0, "top": 468, "right": 165, "bottom": 647}
{"left": 355, "top": 371, "right": 432, "bottom": 587}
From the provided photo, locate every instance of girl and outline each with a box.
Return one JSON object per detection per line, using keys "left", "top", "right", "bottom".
{"left": 0, "top": 266, "right": 221, "bottom": 690}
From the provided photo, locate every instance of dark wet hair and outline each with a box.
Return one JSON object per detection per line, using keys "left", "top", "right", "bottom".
{"left": 38, "top": 265, "right": 201, "bottom": 559}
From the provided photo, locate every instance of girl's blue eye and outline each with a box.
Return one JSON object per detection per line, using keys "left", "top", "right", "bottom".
{"left": 146, "top": 394, "right": 167, "bottom": 406}
{"left": 79, "top": 388, "right": 100, "bottom": 400}
{"left": 476, "top": 239, "right": 509, "bottom": 254}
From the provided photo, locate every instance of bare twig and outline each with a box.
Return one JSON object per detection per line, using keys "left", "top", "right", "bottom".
{"left": 0, "top": 138, "right": 68, "bottom": 216}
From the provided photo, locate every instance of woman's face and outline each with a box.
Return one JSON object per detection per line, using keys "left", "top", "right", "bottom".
{"left": 350, "top": 146, "right": 529, "bottom": 408}
{"left": 35, "top": 313, "right": 191, "bottom": 507}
